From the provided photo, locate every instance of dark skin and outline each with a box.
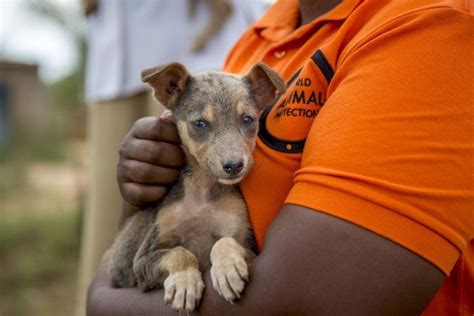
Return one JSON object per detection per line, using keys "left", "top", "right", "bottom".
{"left": 87, "top": 1, "right": 445, "bottom": 314}
{"left": 299, "top": 0, "right": 341, "bottom": 25}
{"left": 89, "top": 205, "right": 443, "bottom": 315}
{"left": 116, "top": 116, "right": 185, "bottom": 225}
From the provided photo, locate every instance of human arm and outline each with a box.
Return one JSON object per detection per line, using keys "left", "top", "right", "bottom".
{"left": 88, "top": 5, "right": 472, "bottom": 314}
{"left": 87, "top": 204, "right": 444, "bottom": 315}
{"left": 92, "top": 111, "right": 446, "bottom": 315}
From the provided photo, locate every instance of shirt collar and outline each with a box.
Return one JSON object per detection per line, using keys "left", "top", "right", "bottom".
{"left": 254, "top": 0, "right": 363, "bottom": 42}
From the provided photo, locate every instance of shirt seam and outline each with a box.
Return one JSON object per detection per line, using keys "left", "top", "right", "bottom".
{"left": 338, "top": 4, "right": 471, "bottom": 69}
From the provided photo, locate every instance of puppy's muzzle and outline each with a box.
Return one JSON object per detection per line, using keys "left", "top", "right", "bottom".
{"left": 222, "top": 159, "right": 244, "bottom": 175}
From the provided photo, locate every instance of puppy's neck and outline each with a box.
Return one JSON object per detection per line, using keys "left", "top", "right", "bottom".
{"left": 182, "top": 149, "right": 219, "bottom": 186}
{"left": 179, "top": 151, "right": 236, "bottom": 208}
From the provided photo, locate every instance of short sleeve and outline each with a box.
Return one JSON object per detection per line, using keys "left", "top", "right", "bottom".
{"left": 285, "top": 7, "right": 474, "bottom": 275}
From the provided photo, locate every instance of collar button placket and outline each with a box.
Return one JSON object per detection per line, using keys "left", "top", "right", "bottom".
{"left": 273, "top": 50, "right": 286, "bottom": 59}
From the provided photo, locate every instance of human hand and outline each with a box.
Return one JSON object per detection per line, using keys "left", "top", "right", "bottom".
{"left": 117, "top": 116, "right": 185, "bottom": 208}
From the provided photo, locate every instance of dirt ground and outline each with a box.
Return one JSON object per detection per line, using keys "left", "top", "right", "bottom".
{"left": 1, "top": 142, "right": 87, "bottom": 220}
{"left": 0, "top": 141, "right": 87, "bottom": 316}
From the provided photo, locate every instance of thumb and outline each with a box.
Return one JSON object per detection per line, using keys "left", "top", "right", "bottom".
{"left": 159, "top": 110, "right": 175, "bottom": 123}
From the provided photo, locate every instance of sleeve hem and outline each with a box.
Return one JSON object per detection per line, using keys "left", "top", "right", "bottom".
{"left": 285, "top": 181, "right": 461, "bottom": 275}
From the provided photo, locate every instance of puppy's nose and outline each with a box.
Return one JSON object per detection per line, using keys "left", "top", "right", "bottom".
{"left": 223, "top": 160, "right": 244, "bottom": 175}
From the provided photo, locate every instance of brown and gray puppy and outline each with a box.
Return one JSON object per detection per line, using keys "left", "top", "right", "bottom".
{"left": 109, "top": 62, "right": 285, "bottom": 312}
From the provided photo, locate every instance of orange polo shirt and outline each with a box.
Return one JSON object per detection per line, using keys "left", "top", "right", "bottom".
{"left": 224, "top": 0, "right": 473, "bottom": 314}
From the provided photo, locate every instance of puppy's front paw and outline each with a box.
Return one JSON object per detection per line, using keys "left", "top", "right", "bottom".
{"left": 163, "top": 268, "right": 205, "bottom": 312}
{"left": 211, "top": 252, "right": 249, "bottom": 303}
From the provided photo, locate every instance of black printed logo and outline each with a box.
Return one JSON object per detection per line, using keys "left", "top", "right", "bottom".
{"left": 273, "top": 77, "right": 325, "bottom": 119}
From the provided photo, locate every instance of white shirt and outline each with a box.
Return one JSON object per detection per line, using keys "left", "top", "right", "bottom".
{"left": 85, "top": 0, "right": 267, "bottom": 102}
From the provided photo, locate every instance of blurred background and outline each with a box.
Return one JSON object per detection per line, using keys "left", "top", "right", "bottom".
{"left": 0, "top": 0, "right": 269, "bottom": 315}
{"left": 0, "top": 0, "right": 85, "bottom": 315}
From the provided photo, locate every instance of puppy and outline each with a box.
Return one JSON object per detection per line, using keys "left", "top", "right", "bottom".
{"left": 109, "top": 62, "right": 286, "bottom": 312}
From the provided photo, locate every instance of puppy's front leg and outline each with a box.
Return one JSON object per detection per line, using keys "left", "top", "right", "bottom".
{"left": 210, "top": 237, "right": 255, "bottom": 302}
{"left": 133, "top": 227, "right": 205, "bottom": 312}
{"left": 160, "top": 246, "right": 205, "bottom": 311}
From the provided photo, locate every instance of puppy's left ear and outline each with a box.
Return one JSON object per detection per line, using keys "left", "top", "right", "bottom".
{"left": 141, "top": 62, "right": 191, "bottom": 110}
{"left": 243, "top": 63, "right": 286, "bottom": 111}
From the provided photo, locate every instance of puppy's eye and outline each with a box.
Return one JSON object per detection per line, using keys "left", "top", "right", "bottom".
{"left": 192, "top": 120, "right": 208, "bottom": 129}
{"left": 242, "top": 116, "right": 254, "bottom": 125}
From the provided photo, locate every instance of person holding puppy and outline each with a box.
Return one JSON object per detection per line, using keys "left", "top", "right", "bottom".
{"left": 87, "top": 0, "right": 473, "bottom": 315}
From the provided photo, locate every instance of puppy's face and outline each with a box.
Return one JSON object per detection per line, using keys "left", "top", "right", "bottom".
{"left": 175, "top": 73, "right": 259, "bottom": 184}
{"left": 142, "top": 63, "right": 286, "bottom": 184}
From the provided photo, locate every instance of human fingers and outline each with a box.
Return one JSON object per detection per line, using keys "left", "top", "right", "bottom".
{"left": 119, "top": 182, "right": 168, "bottom": 207}
{"left": 117, "top": 160, "right": 180, "bottom": 185}
{"left": 120, "top": 139, "right": 185, "bottom": 168}
{"left": 131, "top": 116, "right": 181, "bottom": 144}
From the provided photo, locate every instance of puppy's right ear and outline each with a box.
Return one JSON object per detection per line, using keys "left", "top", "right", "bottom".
{"left": 243, "top": 63, "right": 286, "bottom": 112}
{"left": 141, "top": 63, "right": 190, "bottom": 110}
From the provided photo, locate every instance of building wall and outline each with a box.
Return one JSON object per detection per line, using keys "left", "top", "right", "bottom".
{"left": 0, "top": 61, "right": 49, "bottom": 145}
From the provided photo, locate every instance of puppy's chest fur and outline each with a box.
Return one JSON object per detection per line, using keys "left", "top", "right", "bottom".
{"left": 155, "top": 169, "right": 250, "bottom": 268}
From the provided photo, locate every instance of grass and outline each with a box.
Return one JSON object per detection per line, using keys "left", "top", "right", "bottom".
{"left": 0, "top": 31, "right": 86, "bottom": 314}
{"left": 0, "top": 95, "right": 84, "bottom": 315}
{"left": 0, "top": 209, "right": 81, "bottom": 316}
{"left": 0, "top": 128, "right": 68, "bottom": 165}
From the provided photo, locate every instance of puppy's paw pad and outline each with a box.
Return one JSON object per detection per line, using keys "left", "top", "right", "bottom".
{"left": 164, "top": 269, "right": 205, "bottom": 312}
{"left": 211, "top": 254, "right": 249, "bottom": 303}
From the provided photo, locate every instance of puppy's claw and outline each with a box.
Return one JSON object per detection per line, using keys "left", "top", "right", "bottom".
{"left": 164, "top": 269, "right": 204, "bottom": 312}
{"left": 164, "top": 283, "right": 175, "bottom": 305}
{"left": 211, "top": 255, "right": 249, "bottom": 302}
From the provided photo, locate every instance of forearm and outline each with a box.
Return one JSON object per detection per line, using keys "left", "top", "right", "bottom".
{"left": 89, "top": 205, "right": 444, "bottom": 315}
{"left": 199, "top": 206, "right": 444, "bottom": 315}
{"left": 87, "top": 250, "right": 178, "bottom": 316}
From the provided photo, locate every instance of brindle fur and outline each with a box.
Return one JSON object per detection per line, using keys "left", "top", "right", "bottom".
{"left": 109, "top": 62, "right": 285, "bottom": 311}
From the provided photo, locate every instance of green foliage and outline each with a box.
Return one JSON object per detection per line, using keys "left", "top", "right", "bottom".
{"left": 0, "top": 0, "right": 88, "bottom": 165}
{"left": 0, "top": 128, "right": 68, "bottom": 164}
{"left": 0, "top": 42, "right": 85, "bottom": 164}
{"left": 0, "top": 210, "right": 81, "bottom": 316}
{"left": 50, "top": 64, "right": 85, "bottom": 115}
{"left": 0, "top": 1, "right": 86, "bottom": 315}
